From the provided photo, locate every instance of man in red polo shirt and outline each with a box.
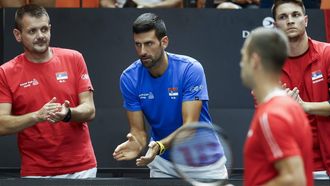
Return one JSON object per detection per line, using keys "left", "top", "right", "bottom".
{"left": 0, "top": 4, "right": 97, "bottom": 178}
{"left": 241, "top": 27, "right": 313, "bottom": 186}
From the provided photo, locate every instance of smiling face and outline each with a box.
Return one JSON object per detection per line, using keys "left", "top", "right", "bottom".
{"left": 133, "top": 29, "right": 168, "bottom": 69}
{"left": 14, "top": 14, "right": 51, "bottom": 55}
{"left": 274, "top": 2, "right": 307, "bottom": 40}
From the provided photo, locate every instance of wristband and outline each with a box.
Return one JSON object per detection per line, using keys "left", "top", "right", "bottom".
{"left": 155, "top": 141, "right": 166, "bottom": 155}
{"left": 62, "top": 108, "right": 71, "bottom": 122}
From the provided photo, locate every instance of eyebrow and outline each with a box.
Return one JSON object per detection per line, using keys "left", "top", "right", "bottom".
{"left": 292, "top": 11, "right": 302, "bottom": 14}
{"left": 25, "top": 23, "right": 49, "bottom": 29}
{"left": 278, "top": 10, "right": 302, "bottom": 16}
{"left": 135, "top": 40, "right": 154, "bottom": 44}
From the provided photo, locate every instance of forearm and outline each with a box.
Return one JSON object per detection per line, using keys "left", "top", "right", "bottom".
{"left": 158, "top": 100, "right": 202, "bottom": 149}
{"left": 302, "top": 101, "right": 330, "bottom": 116}
{"left": 70, "top": 103, "right": 95, "bottom": 122}
{"left": 158, "top": 126, "right": 184, "bottom": 149}
{"left": 264, "top": 156, "right": 306, "bottom": 186}
{"left": 263, "top": 174, "right": 305, "bottom": 186}
{"left": 126, "top": 111, "right": 148, "bottom": 151}
{"left": 130, "top": 129, "right": 147, "bottom": 149}
{"left": 159, "top": 118, "right": 196, "bottom": 149}
{"left": 0, "top": 112, "right": 38, "bottom": 135}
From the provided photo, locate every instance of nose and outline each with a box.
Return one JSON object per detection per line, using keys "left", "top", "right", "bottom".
{"left": 287, "top": 15, "right": 294, "bottom": 25}
{"left": 35, "top": 29, "right": 45, "bottom": 39}
{"left": 139, "top": 45, "right": 147, "bottom": 56}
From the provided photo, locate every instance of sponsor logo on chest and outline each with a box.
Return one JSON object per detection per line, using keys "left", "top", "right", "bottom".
{"left": 139, "top": 92, "right": 154, "bottom": 100}
{"left": 19, "top": 78, "right": 39, "bottom": 88}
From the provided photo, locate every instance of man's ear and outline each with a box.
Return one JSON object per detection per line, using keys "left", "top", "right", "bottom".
{"left": 13, "top": 28, "right": 22, "bottom": 43}
{"left": 161, "top": 36, "right": 169, "bottom": 49}
{"left": 251, "top": 52, "right": 261, "bottom": 70}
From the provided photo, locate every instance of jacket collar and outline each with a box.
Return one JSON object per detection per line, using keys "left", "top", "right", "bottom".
{"left": 282, "top": 37, "right": 320, "bottom": 74}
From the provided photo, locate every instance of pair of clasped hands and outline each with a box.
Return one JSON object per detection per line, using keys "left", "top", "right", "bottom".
{"left": 283, "top": 84, "right": 303, "bottom": 104}
{"left": 35, "top": 97, "right": 70, "bottom": 124}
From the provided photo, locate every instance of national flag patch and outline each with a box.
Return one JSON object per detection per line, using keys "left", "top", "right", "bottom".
{"left": 56, "top": 72, "right": 68, "bottom": 80}
{"left": 311, "top": 70, "right": 323, "bottom": 83}
{"left": 168, "top": 87, "right": 179, "bottom": 97}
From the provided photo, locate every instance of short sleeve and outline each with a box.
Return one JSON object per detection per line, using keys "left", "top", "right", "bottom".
{"left": 257, "top": 113, "right": 301, "bottom": 163}
{"left": 74, "top": 51, "right": 94, "bottom": 93}
{"left": 0, "top": 68, "right": 12, "bottom": 103}
{"left": 182, "top": 62, "right": 209, "bottom": 102}
{"left": 120, "top": 73, "right": 141, "bottom": 111}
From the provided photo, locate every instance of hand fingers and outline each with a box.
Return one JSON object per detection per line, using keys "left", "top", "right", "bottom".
{"left": 281, "top": 83, "right": 287, "bottom": 89}
{"left": 291, "top": 87, "right": 299, "bottom": 100}
{"left": 127, "top": 133, "right": 137, "bottom": 142}
{"left": 148, "top": 141, "right": 157, "bottom": 148}
{"left": 138, "top": 145, "right": 157, "bottom": 165}
{"left": 126, "top": 133, "right": 132, "bottom": 139}
{"left": 46, "top": 102, "right": 61, "bottom": 108}
{"left": 46, "top": 111, "right": 64, "bottom": 123}
{"left": 63, "top": 100, "right": 70, "bottom": 108}
{"left": 136, "top": 155, "right": 155, "bottom": 166}
{"left": 48, "top": 97, "right": 57, "bottom": 103}
{"left": 114, "top": 143, "right": 125, "bottom": 153}
{"left": 47, "top": 117, "right": 56, "bottom": 124}
{"left": 293, "top": 88, "right": 299, "bottom": 94}
{"left": 46, "top": 105, "right": 62, "bottom": 112}
{"left": 113, "top": 147, "right": 133, "bottom": 161}
{"left": 293, "top": 91, "right": 299, "bottom": 100}
{"left": 114, "top": 157, "right": 127, "bottom": 161}
{"left": 48, "top": 112, "right": 63, "bottom": 121}
{"left": 113, "top": 153, "right": 127, "bottom": 161}
{"left": 285, "top": 87, "right": 301, "bottom": 102}
{"left": 136, "top": 156, "right": 148, "bottom": 166}
{"left": 44, "top": 103, "right": 62, "bottom": 118}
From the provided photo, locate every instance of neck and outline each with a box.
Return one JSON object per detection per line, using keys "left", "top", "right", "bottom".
{"left": 24, "top": 48, "right": 53, "bottom": 63}
{"left": 149, "top": 52, "right": 168, "bottom": 77}
{"left": 253, "top": 77, "right": 282, "bottom": 104}
{"left": 288, "top": 32, "right": 309, "bottom": 57}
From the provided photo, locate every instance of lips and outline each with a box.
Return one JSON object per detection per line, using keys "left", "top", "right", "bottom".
{"left": 34, "top": 42, "right": 46, "bottom": 46}
{"left": 287, "top": 27, "right": 297, "bottom": 31}
{"left": 141, "top": 59, "right": 152, "bottom": 64}
{"left": 141, "top": 55, "right": 151, "bottom": 61}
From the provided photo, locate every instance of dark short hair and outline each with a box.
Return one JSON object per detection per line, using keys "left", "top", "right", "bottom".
{"left": 132, "top": 13, "right": 167, "bottom": 41}
{"left": 15, "top": 4, "right": 50, "bottom": 31}
{"left": 271, "top": 0, "right": 305, "bottom": 20}
{"left": 246, "top": 27, "right": 289, "bottom": 73}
